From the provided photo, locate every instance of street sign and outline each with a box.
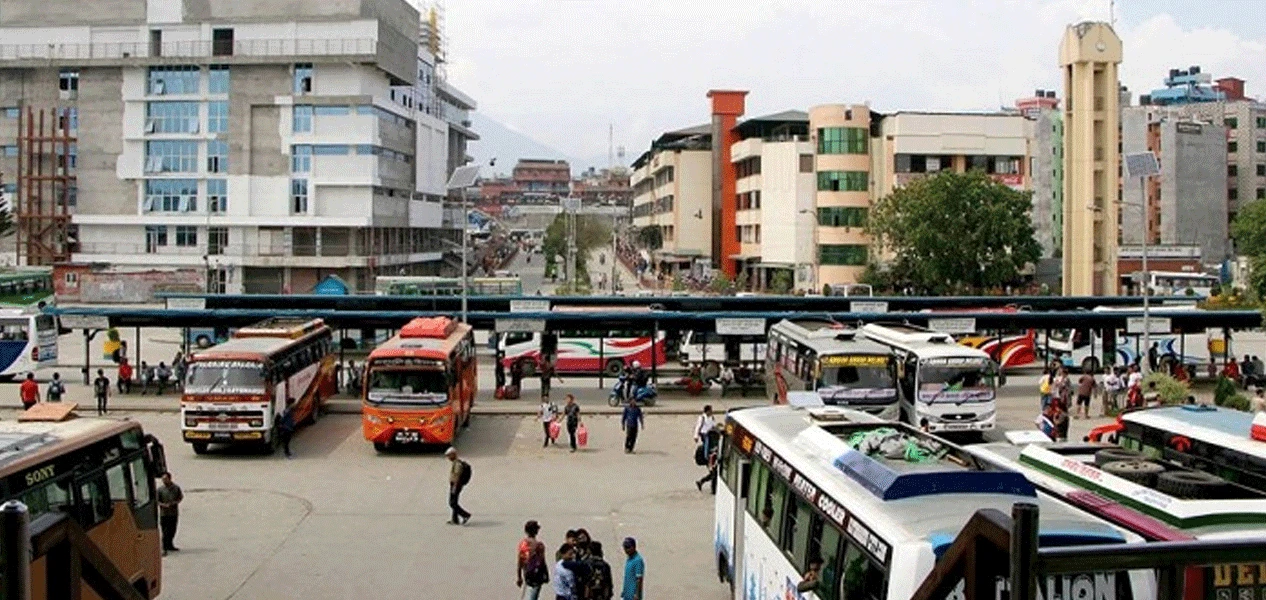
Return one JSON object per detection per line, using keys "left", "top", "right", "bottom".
{"left": 165, "top": 297, "right": 206, "bottom": 310}
{"left": 509, "top": 300, "right": 550, "bottom": 313}
{"left": 928, "top": 318, "right": 977, "bottom": 334}
{"left": 851, "top": 301, "right": 889, "bottom": 313}
{"left": 495, "top": 319, "right": 546, "bottom": 333}
{"left": 1124, "top": 152, "right": 1160, "bottom": 179}
{"left": 1127, "top": 317, "right": 1172, "bottom": 334}
{"left": 715, "top": 317, "right": 766, "bottom": 336}
{"left": 560, "top": 197, "right": 581, "bottom": 213}
{"left": 58, "top": 315, "right": 110, "bottom": 330}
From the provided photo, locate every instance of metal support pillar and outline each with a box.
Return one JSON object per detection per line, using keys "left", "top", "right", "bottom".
{"left": 1009, "top": 503, "right": 1039, "bottom": 600}
{"left": 82, "top": 329, "right": 90, "bottom": 385}
{"left": 650, "top": 320, "right": 658, "bottom": 384}
{"left": 134, "top": 327, "right": 141, "bottom": 369}
{"left": 598, "top": 335, "right": 605, "bottom": 390}
{"left": 2, "top": 500, "right": 30, "bottom": 600}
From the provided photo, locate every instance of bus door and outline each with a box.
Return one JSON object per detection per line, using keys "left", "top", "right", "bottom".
{"left": 731, "top": 453, "right": 751, "bottom": 597}
{"left": 725, "top": 338, "right": 741, "bottom": 366}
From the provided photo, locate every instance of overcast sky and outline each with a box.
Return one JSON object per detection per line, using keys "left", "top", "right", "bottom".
{"left": 441, "top": 0, "right": 1266, "bottom": 164}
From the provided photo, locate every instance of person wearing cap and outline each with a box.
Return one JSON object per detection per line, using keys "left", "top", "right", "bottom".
{"left": 445, "top": 447, "right": 471, "bottom": 525}
{"left": 620, "top": 537, "right": 644, "bottom": 600}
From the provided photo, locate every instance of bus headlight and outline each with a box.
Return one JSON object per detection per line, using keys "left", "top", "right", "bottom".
{"left": 249, "top": 419, "right": 264, "bottom": 428}
{"left": 184, "top": 419, "right": 196, "bottom": 428}
{"left": 386, "top": 417, "right": 395, "bottom": 424}
{"left": 366, "top": 415, "right": 382, "bottom": 425}
{"left": 432, "top": 415, "right": 450, "bottom": 427}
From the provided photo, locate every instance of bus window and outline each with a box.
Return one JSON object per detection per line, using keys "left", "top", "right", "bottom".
{"left": 504, "top": 332, "right": 533, "bottom": 347}
{"left": 77, "top": 475, "right": 115, "bottom": 526}
{"left": 763, "top": 474, "right": 789, "bottom": 541}
{"left": 106, "top": 463, "right": 129, "bottom": 502}
{"left": 21, "top": 476, "right": 72, "bottom": 519}
{"left": 746, "top": 462, "right": 769, "bottom": 518}
{"left": 841, "top": 540, "right": 887, "bottom": 600}
{"left": 783, "top": 495, "right": 814, "bottom": 569}
{"left": 129, "top": 457, "right": 152, "bottom": 508}
{"left": 810, "top": 517, "right": 844, "bottom": 600}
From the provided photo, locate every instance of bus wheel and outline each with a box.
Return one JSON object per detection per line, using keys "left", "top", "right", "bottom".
{"left": 518, "top": 359, "right": 537, "bottom": 377}
{"left": 191, "top": 442, "right": 208, "bottom": 455}
{"left": 373, "top": 441, "right": 390, "bottom": 453}
{"left": 1081, "top": 357, "right": 1100, "bottom": 374}
{"left": 604, "top": 358, "right": 624, "bottom": 377}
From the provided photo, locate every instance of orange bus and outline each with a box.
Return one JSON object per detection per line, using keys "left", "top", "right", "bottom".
{"left": 362, "top": 317, "right": 476, "bottom": 451}
{"left": 4, "top": 412, "right": 168, "bottom": 599}
{"left": 182, "top": 318, "right": 336, "bottom": 454}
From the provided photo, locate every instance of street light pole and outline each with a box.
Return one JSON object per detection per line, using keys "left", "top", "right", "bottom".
{"left": 1140, "top": 174, "right": 1151, "bottom": 372}
{"left": 461, "top": 190, "right": 469, "bottom": 323}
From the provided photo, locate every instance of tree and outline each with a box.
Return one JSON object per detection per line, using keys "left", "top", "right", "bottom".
{"left": 542, "top": 213, "right": 610, "bottom": 291}
{"left": 1232, "top": 200, "right": 1266, "bottom": 302}
{"left": 867, "top": 170, "right": 1041, "bottom": 294}
{"left": 769, "top": 270, "right": 793, "bottom": 295}
{"left": 636, "top": 225, "right": 663, "bottom": 251}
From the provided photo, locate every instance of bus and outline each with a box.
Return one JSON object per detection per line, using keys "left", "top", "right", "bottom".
{"left": 0, "top": 307, "right": 58, "bottom": 379}
{"left": 373, "top": 275, "right": 523, "bottom": 296}
{"left": 0, "top": 268, "right": 54, "bottom": 307}
{"left": 362, "top": 317, "right": 476, "bottom": 451}
{"left": 714, "top": 404, "right": 1154, "bottom": 600}
{"left": 1146, "top": 271, "right": 1220, "bottom": 297}
{"left": 764, "top": 320, "right": 897, "bottom": 419}
{"left": 680, "top": 330, "right": 765, "bottom": 379}
{"left": 2, "top": 413, "right": 168, "bottom": 599}
{"left": 968, "top": 437, "right": 1266, "bottom": 600}
{"left": 181, "top": 318, "right": 336, "bottom": 454}
{"left": 1040, "top": 307, "right": 1223, "bottom": 372}
{"left": 861, "top": 323, "right": 998, "bottom": 433}
{"left": 499, "top": 306, "right": 668, "bottom": 376}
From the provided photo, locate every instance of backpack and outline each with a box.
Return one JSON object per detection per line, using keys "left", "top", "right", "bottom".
{"left": 457, "top": 460, "right": 472, "bottom": 486}
{"left": 694, "top": 443, "right": 707, "bottom": 466}
{"left": 48, "top": 380, "right": 65, "bottom": 397}
{"left": 524, "top": 541, "right": 549, "bottom": 586}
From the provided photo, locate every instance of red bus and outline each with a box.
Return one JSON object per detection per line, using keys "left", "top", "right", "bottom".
{"left": 362, "top": 317, "right": 476, "bottom": 451}
{"left": 182, "top": 318, "right": 336, "bottom": 454}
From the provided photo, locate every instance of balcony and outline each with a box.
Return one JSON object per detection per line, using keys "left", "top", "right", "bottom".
{"left": 0, "top": 38, "right": 377, "bottom": 67}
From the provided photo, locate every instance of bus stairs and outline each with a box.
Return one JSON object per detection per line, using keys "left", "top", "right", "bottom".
{"left": 909, "top": 503, "right": 1266, "bottom": 600}
{"left": 3, "top": 501, "right": 146, "bottom": 600}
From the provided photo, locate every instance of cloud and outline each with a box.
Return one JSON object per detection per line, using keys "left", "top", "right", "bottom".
{"left": 440, "top": 0, "right": 1265, "bottom": 162}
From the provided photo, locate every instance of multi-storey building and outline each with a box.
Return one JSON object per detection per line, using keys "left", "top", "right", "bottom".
{"left": 630, "top": 125, "right": 712, "bottom": 274}
{"left": 1017, "top": 91, "right": 1064, "bottom": 259}
{"left": 512, "top": 159, "right": 571, "bottom": 195}
{"left": 0, "top": 0, "right": 476, "bottom": 298}
{"left": 808, "top": 105, "right": 875, "bottom": 287}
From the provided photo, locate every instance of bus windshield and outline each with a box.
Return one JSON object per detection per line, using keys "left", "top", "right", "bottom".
{"left": 185, "top": 361, "right": 267, "bottom": 394}
{"left": 918, "top": 358, "right": 995, "bottom": 402}
{"left": 817, "top": 356, "right": 896, "bottom": 403}
{"left": 367, "top": 370, "right": 449, "bottom": 405}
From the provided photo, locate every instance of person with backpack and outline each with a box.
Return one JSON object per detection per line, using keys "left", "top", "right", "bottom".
{"left": 517, "top": 520, "right": 549, "bottom": 600}
{"left": 445, "top": 447, "right": 472, "bottom": 525}
{"left": 45, "top": 372, "right": 65, "bottom": 402}
{"left": 93, "top": 369, "right": 111, "bottom": 415}
{"left": 584, "top": 541, "right": 615, "bottom": 600}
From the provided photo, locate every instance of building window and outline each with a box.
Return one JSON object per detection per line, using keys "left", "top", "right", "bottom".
{"left": 58, "top": 108, "right": 78, "bottom": 131}
{"left": 293, "top": 105, "right": 313, "bottom": 133}
{"left": 1258, "top": 188, "right": 1265, "bottom": 200}
{"left": 143, "top": 179, "right": 198, "bottom": 212}
{"left": 207, "top": 179, "right": 227, "bottom": 213}
{"left": 1229, "top": 188, "right": 1239, "bottom": 201}
{"left": 1257, "top": 116, "right": 1266, "bottom": 129}
{"left": 58, "top": 69, "right": 79, "bottom": 93}
{"left": 207, "top": 227, "right": 228, "bottom": 255}
{"left": 817, "top": 207, "right": 868, "bottom": 228}
{"left": 800, "top": 154, "right": 814, "bottom": 173}
{"left": 2, "top": 107, "right": 19, "bottom": 119}
{"left": 294, "top": 63, "right": 313, "bottom": 95}
{"left": 1226, "top": 117, "right": 1238, "bottom": 129}
{"left": 291, "top": 179, "right": 309, "bottom": 214}
{"left": 291, "top": 145, "right": 312, "bottom": 173}
{"left": 313, "top": 105, "right": 350, "bottom": 116}
{"left": 0, "top": 145, "right": 17, "bottom": 157}
{"left": 1258, "top": 141, "right": 1266, "bottom": 154}
{"left": 56, "top": 143, "right": 76, "bottom": 170}
{"left": 207, "top": 101, "right": 229, "bottom": 133}
{"left": 206, "top": 140, "right": 228, "bottom": 173}
{"left": 1230, "top": 165, "right": 1239, "bottom": 177}
{"left": 1229, "top": 141, "right": 1239, "bottom": 153}
{"left": 817, "top": 127, "right": 867, "bottom": 154}
{"left": 148, "top": 66, "right": 200, "bottom": 95}
{"left": 145, "top": 101, "right": 199, "bottom": 134}
{"left": 735, "top": 156, "right": 761, "bottom": 179}
{"left": 312, "top": 144, "right": 350, "bottom": 156}
{"left": 174, "top": 226, "right": 198, "bottom": 247}
{"left": 144, "top": 226, "right": 167, "bottom": 253}
{"left": 817, "top": 171, "right": 868, "bottom": 192}
{"left": 819, "top": 244, "right": 868, "bottom": 266}
{"left": 209, "top": 65, "right": 230, "bottom": 94}
{"left": 1258, "top": 164, "right": 1266, "bottom": 177}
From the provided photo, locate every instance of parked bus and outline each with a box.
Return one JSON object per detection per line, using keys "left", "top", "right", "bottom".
{"left": 2, "top": 413, "right": 168, "bottom": 599}
{"left": 0, "top": 307, "right": 58, "bottom": 379}
{"left": 680, "top": 330, "right": 765, "bottom": 379}
{"left": 764, "top": 319, "right": 897, "bottom": 419}
{"left": 362, "top": 317, "right": 476, "bottom": 451}
{"left": 499, "top": 306, "right": 668, "bottom": 376}
{"left": 1040, "top": 307, "right": 1224, "bottom": 372}
{"left": 0, "top": 268, "right": 54, "bottom": 307}
{"left": 924, "top": 306, "right": 1038, "bottom": 370}
{"left": 1146, "top": 271, "right": 1220, "bottom": 297}
{"left": 374, "top": 275, "right": 523, "bottom": 296}
{"left": 181, "top": 318, "right": 336, "bottom": 454}
{"left": 715, "top": 405, "right": 1153, "bottom": 600}
{"left": 861, "top": 323, "right": 998, "bottom": 433}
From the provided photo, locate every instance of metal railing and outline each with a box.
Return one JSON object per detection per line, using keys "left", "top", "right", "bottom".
{"left": 75, "top": 241, "right": 447, "bottom": 260}
{"left": 0, "top": 38, "right": 376, "bottom": 61}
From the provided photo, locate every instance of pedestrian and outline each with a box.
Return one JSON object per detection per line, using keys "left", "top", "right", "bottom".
{"left": 797, "top": 556, "right": 824, "bottom": 593}
{"left": 539, "top": 396, "right": 559, "bottom": 448}
{"left": 540, "top": 355, "right": 556, "bottom": 400}
{"left": 511, "top": 359, "right": 525, "bottom": 396}
{"left": 554, "top": 543, "right": 592, "bottom": 600}
{"left": 93, "top": 369, "right": 111, "bottom": 416}
{"left": 562, "top": 394, "right": 581, "bottom": 452}
{"left": 346, "top": 360, "right": 360, "bottom": 394}
{"left": 1051, "top": 368, "right": 1071, "bottom": 409}
{"left": 1037, "top": 367, "right": 1052, "bottom": 409}
{"left": 620, "top": 538, "right": 644, "bottom": 600}
{"left": 277, "top": 408, "right": 296, "bottom": 458}
{"left": 694, "top": 405, "right": 718, "bottom": 455}
{"left": 155, "top": 362, "right": 172, "bottom": 395}
{"left": 45, "top": 372, "right": 65, "bottom": 402}
{"left": 517, "top": 520, "right": 549, "bottom": 600}
{"left": 1076, "top": 368, "right": 1096, "bottom": 419}
{"left": 1126, "top": 363, "right": 1143, "bottom": 391}
{"left": 18, "top": 372, "right": 38, "bottom": 410}
{"left": 445, "top": 447, "right": 472, "bottom": 525}
{"left": 621, "top": 397, "right": 644, "bottom": 454}
{"left": 1147, "top": 342, "right": 1160, "bottom": 373}
{"left": 172, "top": 352, "right": 187, "bottom": 392}
{"left": 140, "top": 361, "right": 154, "bottom": 395}
{"left": 585, "top": 541, "right": 615, "bottom": 600}
{"left": 495, "top": 355, "right": 506, "bottom": 393}
{"left": 117, "top": 359, "right": 133, "bottom": 394}
{"left": 695, "top": 440, "right": 719, "bottom": 494}
{"left": 1103, "top": 368, "right": 1123, "bottom": 414}
{"left": 1051, "top": 399, "right": 1070, "bottom": 442}
{"left": 157, "top": 472, "right": 184, "bottom": 555}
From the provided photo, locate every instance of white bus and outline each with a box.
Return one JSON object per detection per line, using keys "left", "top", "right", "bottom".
{"left": 861, "top": 323, "right": 997, "bottom": 432}
{"left": 680, "top": 330, "right": 766, "bottom": 378}
{"left": 714, "top": 405, "right": 1154, "bottom": 600}
{"left": 0, "top": 308, "right": 57, "bottom": 379}
{"left": 764, "top": 320, "right": 897, "bottom": 419}
{"left": 1040, "top": 306, "right": 1224, "bottom": 372}
{"left": 1147, "top": 271, "right": 1220, "bottom": 297}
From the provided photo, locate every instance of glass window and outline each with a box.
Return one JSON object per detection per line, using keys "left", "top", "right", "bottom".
{"left": 143, "top": 179, "right": 198, "bottom": 212}
{"left": 293, "top": 105, "right": 313, "bottom": 133}
{"left": 2, "top": 107, "right": 19, "bottom": 119}
{"left": 145, "top": 226, "right": 167, "bottom": 253}
{"left": 106, "top": 463, "right": 129, "bottom": 501}
{"left": 1230, "top": 188, "right": 1239, "bottom": 201}
{"left": 146, "top": 101, "right": 199, "bottom": 134}
{"left": 20, "top": 476, "right": 73, "bottom": 520}
{"left": 762, "top": 473, "right": 788, "bottom": 541}
{"left": 1258, "top": 164, "right": 1265, "bottom": 177}
{"left": 746, "top": 461, "right": 769, "bottom": 517}
{"left": 1257, "top": 116, "right": 1266, "bottom": 129}
{"left": 818, "top": 127, "right": 868, "bottom": 154}
{"left": 1229, "top": 141, "right": 1239, "bottom": 153}
{"left": 145, "top": 140, "right": 199, "bottom": 173}
{"left": 0, "top": 145, "right": 17, "bottom": 157}
{"left": 59, "top": 107, "right": 78, "bottom": 131}
{"left": 1258, "top": 141, "right": 1266, "bottom": 154}
{"left": 77, "top": 475, "right": 114, "bottom": 527}
{"left": 817, "top": 207, "right": 868, "bottom": 228}
{"left": 209, "top": 65, "right": 230, "bottom": 94}
{"left": 175, "top": 226, "right": 197, "bottom": 247}
{"left": 840, "top": 541, "right": 887, "bottom": 600}
{"left": 312, "top": 144, "right": 349, "bottom": 156}
{"left": 1226, "top": 117, "right": 1238, "bottom": 129}
{"left": 1230, "top": 165, "right": 1239, "bottom": 177}
{"left": 817, "top": 171, "right": 868, "bottom": 192}
{"left": 128, "top": 457, "right": 151, "bottom": 508}
{"left": 313, "top": 105, "right": 349, "bottom": 116}
{"left": 292, "top": 145, "right": 312, "bottom": 173}
{"left": 207, "top": 179, "right": 227, "bottom": 213}
{"left": 294, "top": 63, "right": 313, "bottom": 94}
{"left": 208, "top": 101, "right": 229, "bottom": 133}
{"left": 810, "top": 517, "right": 844, "bottom": 600}
{"left": 784, "top": 495, "right": 814, "bottom": 567}
{"left": 148, "top": 66, "right": 200, "bottom": 95}
{"left": 291, "top": 178, "right": 309, "bottom": 214}
{"left": 819, "top": 244, "right": 869, "bottom": 266}
{"left": 59, "top": 68, "right": 79, "bottom": 92}
{"left": 207, "top": 140, "right": 228, "bottom": 173}
{"left": 208, "top": 226, "right": 228, "bottom": 255}
{"left": 1257, "top": 188, "right": 1265, "bottom": 200}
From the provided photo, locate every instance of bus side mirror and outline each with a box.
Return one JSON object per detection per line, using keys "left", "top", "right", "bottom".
{"left": 146, "top": 435, "right": 168, "bottom": 477}
{"left": 999, "top": 373, "right": 1008, "bottom": 387}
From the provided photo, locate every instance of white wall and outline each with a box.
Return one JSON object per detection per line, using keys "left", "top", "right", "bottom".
{"left": 315, "top": 186, "right": 369, "bottom": 218}
{"left": 889, "top": 113, "right": 1029, "bottom": 156}
{"left": 675, "top": 150, "right": 712, "bottom": 258}
{"left": 760, "top": 141, "right": 814, "bottom": 265}
{"left": 414, "top": 115, "right": 449, "bottom": 197}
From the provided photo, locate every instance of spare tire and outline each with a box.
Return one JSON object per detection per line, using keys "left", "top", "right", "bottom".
{"left": 1157, "top": 470, "right": 1228, "bottom": 499}
{"left": 1100, "top": 460, "right": 1165, "bottom": 486}
{"left": 1094, "top": 448, "right": 1144, "bottom": 467}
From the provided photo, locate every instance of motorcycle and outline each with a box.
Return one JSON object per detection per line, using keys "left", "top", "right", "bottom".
{"left": 608, "top": 373, "right": 658, "bottom": 406}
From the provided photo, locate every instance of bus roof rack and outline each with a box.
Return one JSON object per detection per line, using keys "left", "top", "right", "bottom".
{"left": 234, "top": 317, "right": 326, "bottom": 339}
{"left": 861, "top": 322, "right": 956, "bottom": 346}
{"left": 400, "top": 316, "right": 458, "bottom": 339}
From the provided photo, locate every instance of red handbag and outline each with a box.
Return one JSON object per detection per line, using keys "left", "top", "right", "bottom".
{"left": 576, "top": 423, "right": 589, "bottom": 447}
{"left": 548, "top": 420, "right": 561, "bottom": 440}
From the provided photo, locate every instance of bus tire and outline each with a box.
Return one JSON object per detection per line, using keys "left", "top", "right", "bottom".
{"left": 373, "top": 441, "right": 390, "bottom": 453}
{"left": 1100, "top": 460, "right": 1164, "bottom": 486}
{"left": 1093, "top": 448, "right": 1142, "bottom": 466}
{"left": 1156, "top": 470, "right": 1227, "bottom": 499}
{"left": 1081, "top": 357, "right": 1100, "bottom": 374}
{"left": 191, "top": 442, "right": 208, "bottom": 455}
{"left": 604, "top": 358, "right": 624, "bottom": 377}
{"left": 518, "top": 359, "right": 537, "bottom": 377}
{"left": 195, "top": 335, "right": 212, "bottom": 349}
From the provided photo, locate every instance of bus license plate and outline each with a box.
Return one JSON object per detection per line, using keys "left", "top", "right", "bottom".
{"left": 944, "top": 423, "right": 970, "bottom": 431}
{"left": 208, "top": 422, "right": 235, "bottom": 430}
{"left": 394, "top": 431, "right": 421, "bottom": 444}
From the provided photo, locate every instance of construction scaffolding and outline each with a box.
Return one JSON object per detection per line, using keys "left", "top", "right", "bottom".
{"left": 16, "top": 107, "right": 75, "bottom": 266}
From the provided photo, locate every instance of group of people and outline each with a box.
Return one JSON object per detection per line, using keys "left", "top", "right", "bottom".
{"left": 538, "top": 393, "right": 586, "bottom": 451}
{"left": 1223, "top": 354, "right": 1266, "bottom": 388}
{"left": 516, "top": 520, "right": 644, "bottom": 600}
{"left": 1037, "top": 360, "right": 1164, "bottom": 441}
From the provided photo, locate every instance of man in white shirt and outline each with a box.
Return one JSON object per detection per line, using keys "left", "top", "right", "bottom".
{"left": 1126, "top": 364, "right": 1143, "bottom": 390}
{"left": 694, "top": 405, "right": 717, "bottom": 453}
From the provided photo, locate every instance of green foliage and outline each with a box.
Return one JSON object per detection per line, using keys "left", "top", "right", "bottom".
{"left": 709, "top": 272, "right": 734, "bottom": 295}
{"left": 866, "top": 170, "right": 1042, "bottom": 294}
{"left": 1232, "top": 199, "right": 1266, "bottom": 257}
{"left": 671, "top": 272, "right": 685, "bottom": 292}
{"left": 1200, "top": 286, "right": 1257, "bottom": 310}
{"left": 770, "top": 270, "right": 793, "bottom": 295}
{"left": 1214, "top": 376, "right": 1238, "bottom": 406}
{"left": 636, "top": 225, "right": 663, "bottom": 251}
{"left": 1141, "top": 372, "right": 1190, "bottom": 405}
{"left": 1224, "top": 394, "right": 1252, "bottom": 412}
{"left": 735, "top": 271, "right": 750, "bottom": 293}
{"left": 542, "top": 214, "right": 610, "bottom": 294}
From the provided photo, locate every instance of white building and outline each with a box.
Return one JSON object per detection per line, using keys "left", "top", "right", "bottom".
{"left": 630, "top": 125, "right": 713, "bottom": 276}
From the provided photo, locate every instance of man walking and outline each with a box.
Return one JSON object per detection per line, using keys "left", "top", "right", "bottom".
{"left": 157, "top": 472, "right": 183, "bottom": 555}
{"left": 539, "top": 355, "right": 556, "bottom": 400}
{"left": 516, "top": 520, "right": 548, "bottom": 600}
{"left": 46, "top": 372, "right": 65, "bottom": 402}
{"left": 445, "top": 447, "right": 471, "bottom": 525}
{"left": 277, "top": 408, "right": 296, "bottom": 459}
{"left": 563, "top": 394, "right": 581, "bottom": 452}
{"left": 18, "top": 373, "right": 38, "bottom": 410}
{"left": 1075, "top": 369, "right": 1096, "bottom": 419}
{"left": 694, "top": 405, "right": 718, "bottom": 455}
{"left": 620, "top": 538, "right": 644, "bottom": 600}
{"left": 621, "top": 397, "right": 644, "bottom": 454}
{"left": 93, "top": 369, "right": 111, "bottom": 416}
